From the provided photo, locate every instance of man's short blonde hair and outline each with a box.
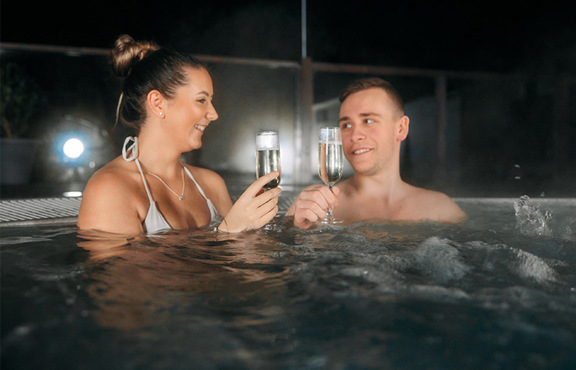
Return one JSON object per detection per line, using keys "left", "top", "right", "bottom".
{"left": 339, "top": 77, "right": 405, "bottom": 116}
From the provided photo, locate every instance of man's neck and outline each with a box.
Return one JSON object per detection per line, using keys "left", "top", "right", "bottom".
{"left": 347, "top": 169, "right": 406, "bottom": 201}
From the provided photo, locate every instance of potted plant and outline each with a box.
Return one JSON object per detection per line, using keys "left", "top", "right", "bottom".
{"left": 1, "top": 63, "right": 44, "bottom": 185}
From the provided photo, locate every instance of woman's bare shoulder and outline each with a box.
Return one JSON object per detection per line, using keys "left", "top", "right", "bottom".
{"left": 185, "top": 165, "right": 223, "bottom": 180}
{"left": 84, "top": 158, "right": 138, "bottom": 193}
{"left": 183, "top": 165, "right": 227, "bottom": 190}
{"left": 78, "top": 158, "right": 146, "bottom": 233}
{"left": 183, "top": 164, "right": 232, "bottom": 215}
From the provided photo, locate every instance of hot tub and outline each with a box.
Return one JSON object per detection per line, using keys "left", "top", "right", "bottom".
{"left": 1, "top": 196, "right": 575, "bottom": 368}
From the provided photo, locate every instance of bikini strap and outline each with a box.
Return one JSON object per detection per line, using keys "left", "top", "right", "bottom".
{"left": 122, "top": 136, "right": 154, "bottom": 204}
{"left": 122, "top": 136, "right": 138, "bottom": 161}
{"left": 183, "top": 167, "right": 219, "bottom": 222}
{"left": 183, "top": 167, "right": 209, "bottom": 200}
{"left": 134, "top": 159, "right": 155, "bottom": 203}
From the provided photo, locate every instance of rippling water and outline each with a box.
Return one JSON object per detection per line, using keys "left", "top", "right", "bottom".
{"left": 1, "top": 198, "right": 575, "bottom": 369}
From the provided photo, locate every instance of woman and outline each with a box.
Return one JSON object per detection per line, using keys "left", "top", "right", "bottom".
{"left": 77, "top": 35, "right": 280, "bottom": 234}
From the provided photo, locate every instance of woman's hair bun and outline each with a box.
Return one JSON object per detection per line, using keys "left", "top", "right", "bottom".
{"left": 111, "top": 34, "right": 160, "bottom": 77}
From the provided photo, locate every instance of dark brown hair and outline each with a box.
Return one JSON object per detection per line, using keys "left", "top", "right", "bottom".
{"left": 339, "top": 77, "right": 405, "bottom": 117}
{"left": 111, "top": 34, "right": 206, "bottom": 132}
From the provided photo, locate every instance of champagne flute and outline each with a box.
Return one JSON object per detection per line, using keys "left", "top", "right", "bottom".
{"left": 318, "top": 127, "right": 343, "bottom": 224}
{"left": 256, "top": 130, "right": 281, "bottom": 230}
{"left": 256, "top": 130, "right": 281, "bottom": 189}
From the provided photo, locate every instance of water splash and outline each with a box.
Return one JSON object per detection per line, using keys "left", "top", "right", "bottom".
{"left": 514, "top": 195, "right": 553, "bottom": 236}
{"left": 413, "top": 237, "right": 470, "bottom": 284}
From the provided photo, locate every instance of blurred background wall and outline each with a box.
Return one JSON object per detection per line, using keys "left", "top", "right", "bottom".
{"left": 1, "top": 45, "right": 574, "bottom": 198}
{"left": 1, "top": 0, "right": 575, "bottom": 198}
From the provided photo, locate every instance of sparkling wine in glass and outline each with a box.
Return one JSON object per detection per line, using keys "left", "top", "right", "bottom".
{"left": 318, "top": 127, "right": 343, "bottom": 224}
{"left": 256, "top": 130, "right": 281, "bottom": 230}
{"left": 256, "top": 130, "right": 281, "bottom": 190}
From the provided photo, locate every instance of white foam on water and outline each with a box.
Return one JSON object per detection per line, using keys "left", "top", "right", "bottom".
{"left": 508, "top": 247, "right": 558, "bottom": 284}
{"left": 514, "top": 195, "right": 553, "bottom": 236}
{"left": 463, "top": 240, "right": 558, "bottom": 285}
{"left": 0, "top": 236, "right": 53, "bottom": 246}
{"left": 408, "top": 285, "right": 469, "bottom": 300}
{"left": 412, "top": 237, "right": 470, "bottom": 284}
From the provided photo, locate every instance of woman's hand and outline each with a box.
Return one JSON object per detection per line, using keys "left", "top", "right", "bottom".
{"left": 218, "top": 171, "right": 281, "bottom": 232}
{"left": 285, "top": 184, "right": 340, "bottom": 229}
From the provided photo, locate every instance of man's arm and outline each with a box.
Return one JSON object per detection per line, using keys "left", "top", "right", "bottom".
{"left": 286, "top": 184, "right": 340, "bottom": 229}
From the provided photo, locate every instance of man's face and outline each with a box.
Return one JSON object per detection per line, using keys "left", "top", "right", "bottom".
{"left": 338, "top": 88, "right": 407, "bottom": 176}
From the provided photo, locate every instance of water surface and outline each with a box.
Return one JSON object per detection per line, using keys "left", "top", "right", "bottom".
{"left": 1, "top": 198, "right": 575, "bottom": 369}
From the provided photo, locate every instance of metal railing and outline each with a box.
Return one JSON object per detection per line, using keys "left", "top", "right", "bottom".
{"left": 1, "top": 42, "right": 574, "bottom": 192}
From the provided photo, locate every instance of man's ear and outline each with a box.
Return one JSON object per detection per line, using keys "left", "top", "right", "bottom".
{"left": 146, "top": 90, "right": 165, "bottom": 119}
{"left": 397, "top": 115, "right": 409, "bottom": 141}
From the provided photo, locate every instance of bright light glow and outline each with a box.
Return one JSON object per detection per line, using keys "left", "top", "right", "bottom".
{"left": 63, "top": 191, "right": 83, "bottom": 197}
{"left": 63, "top": 138, "right": 84, "bottom": 159}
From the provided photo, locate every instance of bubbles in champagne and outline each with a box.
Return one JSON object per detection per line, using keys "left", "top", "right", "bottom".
{"left": 318, "top": 141, "right": 343, "bottom": 187}
{"left": 256, "top": 130, "right": 281, "bottom": 190}
{"left": 257, "top": 149, "right": 281, "bottom": 189}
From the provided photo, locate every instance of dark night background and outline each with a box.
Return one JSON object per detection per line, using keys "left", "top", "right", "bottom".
{"left": 2, "top": 0, "right": 576, "bottom": 73}
{"left": 1, "top": 0, "right": 576, "bottom": 196}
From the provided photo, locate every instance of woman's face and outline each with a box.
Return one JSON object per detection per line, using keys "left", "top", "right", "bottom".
{"left": 165, "top": 67, "right": 218, "bottom": 151}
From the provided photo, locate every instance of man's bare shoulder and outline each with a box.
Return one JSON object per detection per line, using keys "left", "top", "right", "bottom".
{"left": 405, "top": 185, "right": 466, "bottom": 223}
{"left": 335, "top": 177, "right": 354, "bottom": 195}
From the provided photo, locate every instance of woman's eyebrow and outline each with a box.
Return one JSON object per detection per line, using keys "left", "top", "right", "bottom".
{"left": 196, "top": 90, "right": 212, "bottom": 98}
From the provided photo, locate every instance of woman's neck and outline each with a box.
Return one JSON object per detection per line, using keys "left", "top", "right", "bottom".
{"left": 136, "top": 131, "right": 183, "bottom": 176}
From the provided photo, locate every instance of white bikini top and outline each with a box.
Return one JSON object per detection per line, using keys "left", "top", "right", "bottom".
{"left": 122, "top": 137, "right": 220, "bottom": 234}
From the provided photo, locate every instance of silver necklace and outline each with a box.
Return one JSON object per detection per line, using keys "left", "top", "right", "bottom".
{"left": 146, "top": 165, "right": 186, "bottom": 201}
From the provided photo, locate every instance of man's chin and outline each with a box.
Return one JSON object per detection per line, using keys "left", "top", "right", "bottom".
{"left": 348, "top": 157, "right": 371, "bottom": 171}
{"left": 352, "top": 165, "right": 377, "bottom": 177}
{"left": 355, "top": 159, "right": 388, "bottom": 176}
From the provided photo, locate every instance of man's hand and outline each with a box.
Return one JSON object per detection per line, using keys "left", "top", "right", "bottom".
{"left": 286, "top": 184, "right": 340, "bottom": 229}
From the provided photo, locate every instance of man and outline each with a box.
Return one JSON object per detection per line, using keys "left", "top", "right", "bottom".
{"left": 287, "top": 77, "right": 466, "bottom": 229}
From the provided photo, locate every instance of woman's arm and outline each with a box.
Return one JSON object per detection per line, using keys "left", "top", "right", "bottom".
{"left": 218, "top": 172, "right": 281, "bottom": 232}
{"left": 176, "top": 166, "right": 281, "bottom": 233}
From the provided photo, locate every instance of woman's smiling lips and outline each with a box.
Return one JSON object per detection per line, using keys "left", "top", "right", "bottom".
{"left": 194, "top": 124, "right": 206, "bottom": 132}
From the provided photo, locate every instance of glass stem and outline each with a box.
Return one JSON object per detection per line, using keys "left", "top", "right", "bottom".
{"left": 326, "top": 208, "right": 334, "bottom": 219}
{"left": 327, "top": 185, "right": 334, "bottom": 219}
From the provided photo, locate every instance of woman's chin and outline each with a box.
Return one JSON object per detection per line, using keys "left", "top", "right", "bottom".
{"left": 186, "top": 136, "right": 203, "bottom": 151}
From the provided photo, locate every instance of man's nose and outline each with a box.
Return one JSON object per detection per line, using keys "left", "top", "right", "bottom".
{"left": 350, "top": 124, "right": 366, "bottom": 141}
